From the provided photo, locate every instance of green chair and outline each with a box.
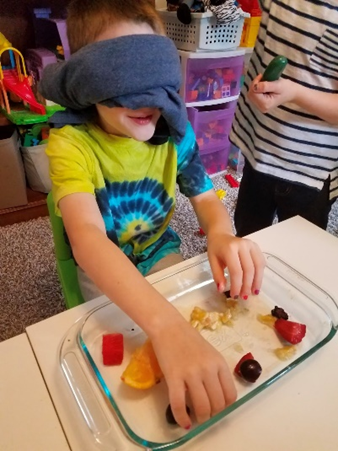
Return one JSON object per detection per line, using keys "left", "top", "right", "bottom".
{"left": 47, "top": 192, "right": 85, "bottom": 308}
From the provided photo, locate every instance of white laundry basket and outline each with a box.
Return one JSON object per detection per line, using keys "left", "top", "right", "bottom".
{"left": 157, "top": 9, "right": 248, "bottom": 52}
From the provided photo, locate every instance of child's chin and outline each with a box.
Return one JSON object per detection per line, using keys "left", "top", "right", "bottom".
{"left": 131, "top": 127, "right": 156, "bottom": 142}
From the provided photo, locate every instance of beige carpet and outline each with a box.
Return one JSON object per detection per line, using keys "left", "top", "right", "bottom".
{"left": 1, "top": 174, "right": 337, "bottom": 342}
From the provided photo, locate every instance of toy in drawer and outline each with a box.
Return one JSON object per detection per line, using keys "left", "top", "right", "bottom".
{"left": 228, "top": 143, "right": 245, "bottom": 175}
{"left": 179, "top": 50, "right": 245, "bottom": 106}
{"left": 200, "top": 141, "right": 231, "bottom": 176}
{"left": 188, "top": 102, "right": 236, "bottom": 152}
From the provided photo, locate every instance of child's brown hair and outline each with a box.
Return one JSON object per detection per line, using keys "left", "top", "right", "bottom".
{"left": 67, "top": 0, "right": 165, "bottom": 54}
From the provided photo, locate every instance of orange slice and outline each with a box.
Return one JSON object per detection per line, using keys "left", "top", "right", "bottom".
{"left": 121, "top": 339, "right": 163, "bottom": 389}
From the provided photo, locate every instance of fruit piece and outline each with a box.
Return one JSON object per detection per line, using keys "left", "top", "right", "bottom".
{"left": 257, "top": 313, "right": 276, "bottom": 328}
{"left": 271, "top": 306, "right": 289, "bottom": 320}
{"left": 223, "top": 289, "right": 231, "bottom": 298}
{"left": 102, "top": 333, "right": 124, "bottom": 366}
{"left": 190, "top": 306, "right": 232, "bottom": 331}
{"left": 165, "top": 404, "right": 191, "bottom": 425}
{"left": 121, "top": 339, "right": 163, "bottom": 389}
{"left": 261, "top": 55, "right": 288, "bottom": 82}
{"left": 274, "top": 319, "right": 306, "bottom": 344}
{"left": 234, "top": 352, "right": 254, "bottom": 377}
{"left": 274, "top": 345, "right": 297, "bottom": 361}
{"left": 239, "top": 359, "right": 262, "bottom": 383}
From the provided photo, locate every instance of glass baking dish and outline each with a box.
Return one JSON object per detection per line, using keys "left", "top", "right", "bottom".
{"left": 60, "top": 253, "right": 338, "bottom": 450}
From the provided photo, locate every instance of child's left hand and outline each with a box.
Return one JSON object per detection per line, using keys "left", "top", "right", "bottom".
{"left": 248, "top": 74, "right": 297, "bottom": 113}
{"left": 207, "top": 231, "right": 265, "bottom": 299}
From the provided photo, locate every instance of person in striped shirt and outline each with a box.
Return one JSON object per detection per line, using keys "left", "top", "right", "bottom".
{"left": 230, "top": 0, "right": 338, "bottom": 236}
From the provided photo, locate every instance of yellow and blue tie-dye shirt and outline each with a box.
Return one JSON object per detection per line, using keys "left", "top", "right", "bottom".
{"left": 47, "top": 122, "right": 213, "bottom": 275}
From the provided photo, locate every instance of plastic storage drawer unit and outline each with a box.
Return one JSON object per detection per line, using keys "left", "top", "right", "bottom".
{"left": 187, "top": 102, "right": 237, "bottom": 152}
{"left": 228, "top": 143, "right": 245, "bottom": 175}
{"left": 200, "top": 141, "right": 231, "bottom": 176}
{"left": 179, "top": 49, "right": 245, "bottom": 106}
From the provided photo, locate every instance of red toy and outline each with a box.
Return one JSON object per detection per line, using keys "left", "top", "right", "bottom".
{"left": 225, "top": 173, "right": 240, "bottom": 188}
{"left": 195, "top": 227, "right": 205, "bottom": 237}
{"left": 102, "top": 333, "right": 124, "bottom": 366}
{"left": 0, "top": 34, "right": 46, "bottom": 116}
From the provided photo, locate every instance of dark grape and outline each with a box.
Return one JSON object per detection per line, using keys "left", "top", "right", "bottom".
{"left": 165, "top": 404, "right": 191, "bottom": 425}
{"left": 239, "top": 359, "right": 262, "bottom": 383}
{"left": 271, "top": 306, "right": 289, "bottom": 320}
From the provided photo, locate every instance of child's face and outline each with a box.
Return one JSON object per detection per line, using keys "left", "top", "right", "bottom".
{"left": 96, "top": 104, "right": 161, "bottom": 141}
{"left": 95, "top": 21, "right": 161, "bottom": 141}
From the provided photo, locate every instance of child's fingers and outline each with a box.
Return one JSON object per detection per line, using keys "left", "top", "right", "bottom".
{"left": 251, "top": 73, "right": 262, "bottom": 87}
{"left": 167, "top": 379, "right": 192, "bottom": 429}
{"left": 208, "top": 253, "right": 227, "bottom": 293}
{"left": 222, "top": 253, "right": 244, "bottom": 299}
{"left": 219, "top": 367, "right": 237, "bottom": 406}
{"left": 237, "top": 246, "right": 255, "bottom": 298}
{"left": 203, "top": 372, "right": 228, "bottom": 416}
{"left": 186, "top": 377, "right": 211, "bottom": 424}
{"left": 250, "top": 245, "right": 266, "bottom": 294}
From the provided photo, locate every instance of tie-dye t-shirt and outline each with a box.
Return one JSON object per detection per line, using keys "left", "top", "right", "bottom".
{"left": 47, "top": 122, "right": 213, "bottom": 274}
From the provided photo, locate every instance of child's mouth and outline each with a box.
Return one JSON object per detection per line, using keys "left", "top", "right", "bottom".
{"left": 129, "top": 115, "right": 153, "bottom": 125}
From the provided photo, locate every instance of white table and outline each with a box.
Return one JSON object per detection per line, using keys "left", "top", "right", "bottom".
{"left": 0, "top": 334, "right": 70, "bottom": 451}
{"left": 19, "top": 217, "right": 338, "bottom": 450}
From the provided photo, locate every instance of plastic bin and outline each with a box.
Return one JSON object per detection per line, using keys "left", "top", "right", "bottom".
{"left": 228, "top": 143, "right": 245, "bottom": 174}
{"left": 179, "top": 49, "right": 245, "bottom": 106}
{"left": 22, "top": 143, "right": 52, "bottom": 193}
{"left": 200, "top": 142, "right": 231, "bottom": 176}
{"left": 158, "top": 9, "right": 248, "bottom": 52}
{"left": 187, "top": 102, "right": 237, "bottom": 152}
{"left": 0, "top": 125, "right": 28, "bottom": 209}
{"left": 240, "top": 16, "right": 261, "bottom": 47}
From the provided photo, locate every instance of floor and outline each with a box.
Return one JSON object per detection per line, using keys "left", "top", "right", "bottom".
{"left": 0, "top": 188, "right": 48, "bottom": 227}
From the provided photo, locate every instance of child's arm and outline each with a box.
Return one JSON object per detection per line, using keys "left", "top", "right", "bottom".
{"left": 189, "top": 189, "right": 265, "bottom": 299}
{"left": 59, "top": 191, "right": 237, "bottom": 428}
{"left": 248, "top": 74, "right": 338, "bottom": 125}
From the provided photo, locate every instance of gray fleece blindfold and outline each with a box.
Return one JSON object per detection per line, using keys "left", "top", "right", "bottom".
{"left": 39, "top": 34, "right": 187, "bottom": 143}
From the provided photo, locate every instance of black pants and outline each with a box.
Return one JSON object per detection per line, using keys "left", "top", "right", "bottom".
{"left": 235, "top": 160, "right": 332, "bottom": 237}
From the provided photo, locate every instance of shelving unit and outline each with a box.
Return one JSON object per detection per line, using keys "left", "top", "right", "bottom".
{"left": 0, "top": 1, "right": 69, "bottom": 224}
{"left": 178, "top": 46, "right": 246, "bottom": 177}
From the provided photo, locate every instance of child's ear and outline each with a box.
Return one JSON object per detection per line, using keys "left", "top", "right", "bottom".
{"left": 147, "top": 115, "right": 170, "bottom": 145}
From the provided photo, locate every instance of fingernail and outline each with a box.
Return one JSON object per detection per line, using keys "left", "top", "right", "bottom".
{"left": 217, "top": 282, "right": 225, "bottom": 293}
{"left": 234, "top": 295, "right": 239, "bottom": 300}
{"left": 242, "top": 295, "right": 248, "bottom": 300}
{"left": 254, "top": 289, "right": 260, "bottom": 295}
{"left": 185, "top": 424, "right": 191, "bottom": 430}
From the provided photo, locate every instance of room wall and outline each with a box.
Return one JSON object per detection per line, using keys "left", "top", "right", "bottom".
{"left": 0, "top": 0, "right": 167, "bottom": 52}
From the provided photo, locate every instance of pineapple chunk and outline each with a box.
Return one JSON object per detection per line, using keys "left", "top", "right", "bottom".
{"left": 274, "top": 345, "right": 297, "bottom": 361}
{"left": 257, "top": 313, "right": 277, "bottom": 328}
{"left": 190, "top": 306, "right": 232, "bottom": 332}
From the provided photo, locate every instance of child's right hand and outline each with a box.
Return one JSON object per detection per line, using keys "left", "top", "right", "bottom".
{"left": 248, "top": 74, "right": 297, "bottom": 113}
{"left": 150, "top": 316, "right": 237, "bottom": 429}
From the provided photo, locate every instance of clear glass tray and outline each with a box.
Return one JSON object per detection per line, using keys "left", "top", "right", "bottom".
{"left": 60, "top": 254, "right": 338, "bottom": 450}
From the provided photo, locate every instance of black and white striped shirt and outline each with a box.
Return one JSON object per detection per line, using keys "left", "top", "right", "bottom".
{"left": 230, "top": 0, "right": 338, "bottom": 199}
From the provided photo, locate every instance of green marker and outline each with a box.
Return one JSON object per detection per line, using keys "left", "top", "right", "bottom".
{"left": 261, "top": 55, "right": 288, "bottom": 82}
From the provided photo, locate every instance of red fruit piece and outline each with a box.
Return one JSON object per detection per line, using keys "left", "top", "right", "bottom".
{"left": 234, "top": 352, "right": 254, "bottom": 376}
{"left": 274, "top": 319, "right": 306, "bottom": 344}
{"left": 102, "top": 333, "right": 124, "bottom": 366}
